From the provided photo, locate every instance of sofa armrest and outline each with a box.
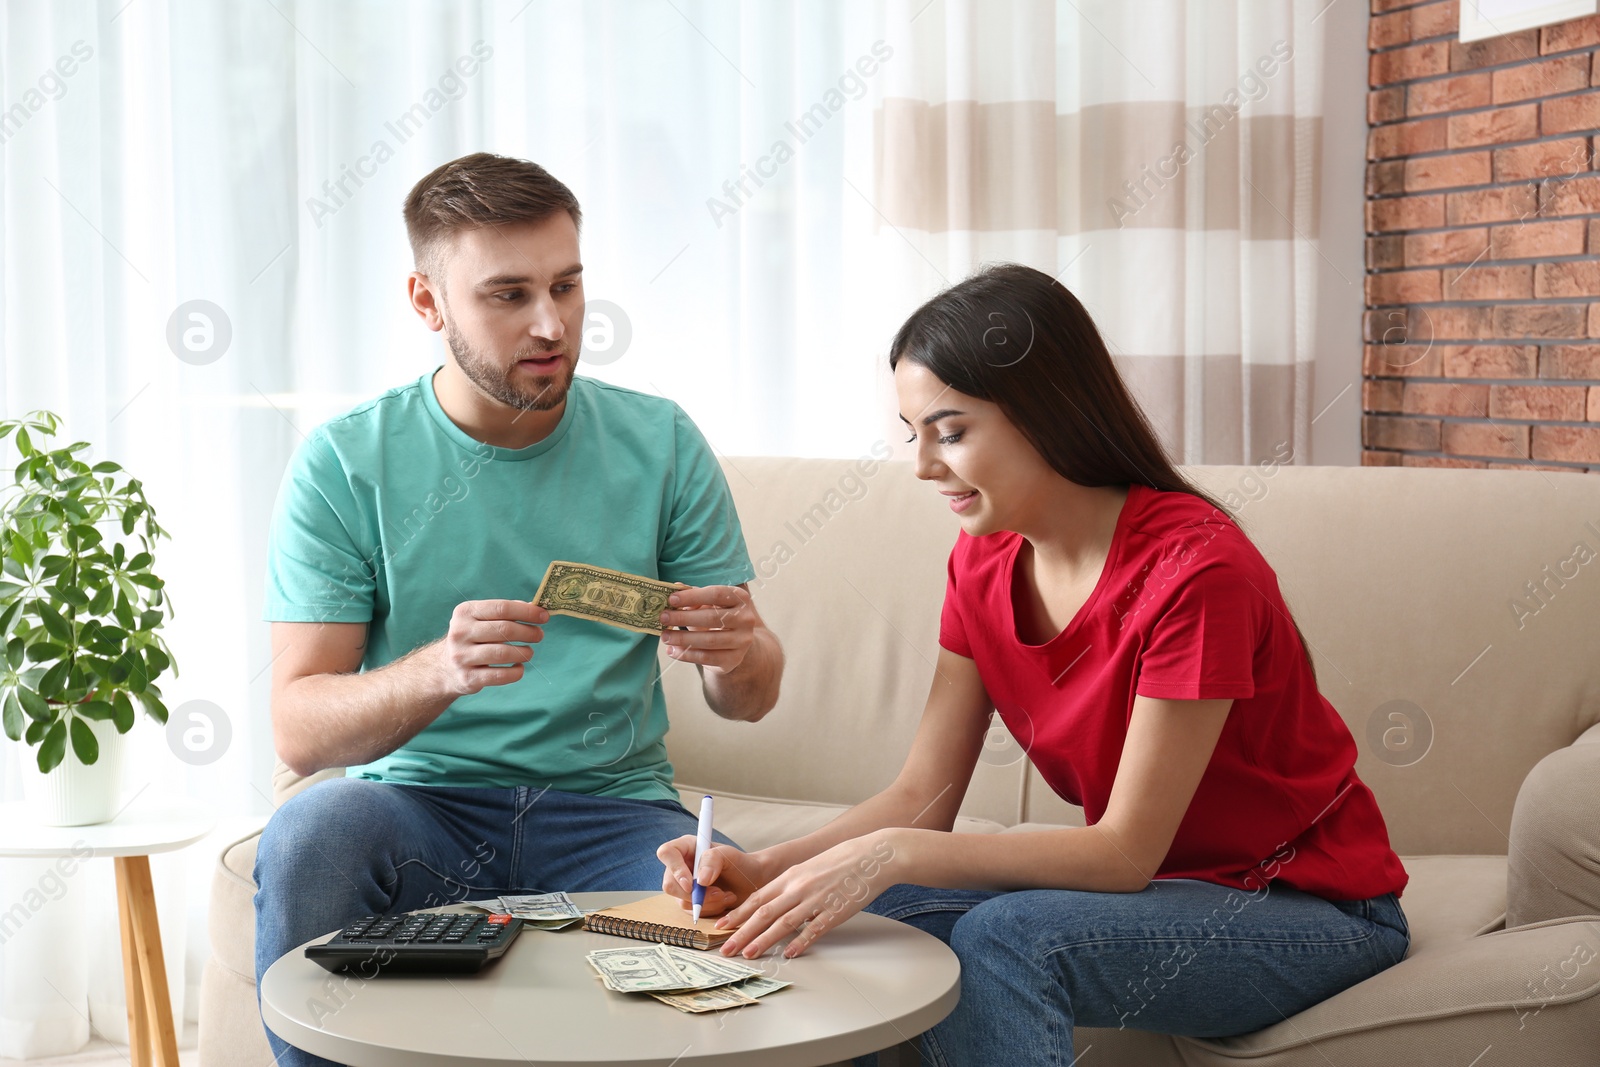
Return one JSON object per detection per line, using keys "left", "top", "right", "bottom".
{"left": 1507, "top": 730, "right": 1600, "bottom": 927}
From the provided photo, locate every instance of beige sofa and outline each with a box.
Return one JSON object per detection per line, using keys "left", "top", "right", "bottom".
{"left": 201, "top": 459, "right": 1600, "bottom": 1065}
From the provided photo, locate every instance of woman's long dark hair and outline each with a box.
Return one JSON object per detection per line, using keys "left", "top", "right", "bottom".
{"left": 889, "top": 262, "right": 1318, "bottom": 679}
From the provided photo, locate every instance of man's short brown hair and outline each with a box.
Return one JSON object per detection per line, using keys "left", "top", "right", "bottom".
{"left": 403, "top": 152, "right": 582, "bottom": 285}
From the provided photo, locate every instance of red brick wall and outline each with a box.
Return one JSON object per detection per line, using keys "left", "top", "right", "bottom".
{"left": 1365, "top": 0, "right": 1600, "bottom": 471}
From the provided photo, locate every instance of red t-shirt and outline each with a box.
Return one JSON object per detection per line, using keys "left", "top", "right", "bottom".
{"left": 941, "top": 484, "right": 1408, "bottom": 901}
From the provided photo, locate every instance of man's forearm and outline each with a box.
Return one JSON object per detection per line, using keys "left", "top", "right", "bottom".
{"left": 275, "top": 641, "right": 455, "bottom": 775}
{"left": 701, "top": 626, "right": 783, "bottom": 722}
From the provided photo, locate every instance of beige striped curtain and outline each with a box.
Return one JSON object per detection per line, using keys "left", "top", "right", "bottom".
{"left": 872, "top": 0, "right": 1324, "bottom": 464}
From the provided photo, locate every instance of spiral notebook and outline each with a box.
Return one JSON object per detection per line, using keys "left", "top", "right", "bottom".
{"left": 583, "top": 894, "right": 735, "bottom": 950}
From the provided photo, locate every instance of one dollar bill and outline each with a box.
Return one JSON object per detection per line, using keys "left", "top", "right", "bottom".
{"left": 533, "top": 561, "right": 685, "bottom": 636}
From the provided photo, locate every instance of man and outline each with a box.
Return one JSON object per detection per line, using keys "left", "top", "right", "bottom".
{"left": 254, "top": 152, "right": 782, "bottom": 1066}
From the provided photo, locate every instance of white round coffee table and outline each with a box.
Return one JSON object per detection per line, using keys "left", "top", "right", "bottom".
{"left": 260, "top": 890, "right": 960, "bottom": 1066}
{"left": 0, "top": 794, "right": 213, "bottom": 1067}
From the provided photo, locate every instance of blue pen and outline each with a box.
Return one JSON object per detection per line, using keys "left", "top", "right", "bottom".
{"left": 691, "top": 795, "right": 715, "bottom": 922}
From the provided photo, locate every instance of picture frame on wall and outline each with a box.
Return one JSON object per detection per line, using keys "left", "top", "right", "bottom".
{"left": 1459, "top": 0, "right": 1599, "bottom": 42}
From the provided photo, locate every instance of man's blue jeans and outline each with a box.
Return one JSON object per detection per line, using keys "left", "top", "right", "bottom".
{"left": 252, "top": 777, "right": 733, "bottom": 1067}
{"left": 860, "top": 879, "right": 1410, "bottom": 1067}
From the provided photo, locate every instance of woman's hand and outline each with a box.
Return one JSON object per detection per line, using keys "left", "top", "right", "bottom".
{"left": 656, "top": 835, "right": 771, "bottom": 917}
{"left": 715, "top": 831, "right": 900, "bottom": 960}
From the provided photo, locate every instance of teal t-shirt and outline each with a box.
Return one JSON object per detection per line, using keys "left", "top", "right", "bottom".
{"left": 262, "top": 371, "right": 754, "bottom": 800}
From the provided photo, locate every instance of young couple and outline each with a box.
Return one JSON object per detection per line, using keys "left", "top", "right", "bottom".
{"left": 258, "top": 152, "right": 1407, "bottom": 1067}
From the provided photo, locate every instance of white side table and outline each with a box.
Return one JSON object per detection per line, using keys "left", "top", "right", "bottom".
{"left": 262, "top": 890, "right": 961, "bottom": 1066}
{"left": 0, "top": 795, "right": 213, "bottom": 1067}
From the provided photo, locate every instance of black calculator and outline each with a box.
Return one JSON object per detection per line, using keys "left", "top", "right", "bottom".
{"left": 305, "top": 912, "right": 524, "bottom": 975}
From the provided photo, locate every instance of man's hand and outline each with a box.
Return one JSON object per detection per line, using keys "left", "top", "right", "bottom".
{"left": 435, "top": 599, "right": 549, "bottom": 695}
{"left": 659, "top": 585, "right": 760, "bottom": 672}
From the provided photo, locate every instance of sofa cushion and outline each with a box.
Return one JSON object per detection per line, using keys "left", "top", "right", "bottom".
{"left": 675, "top": 785, "right": 1007, "bottom": 853}
{"left": 1397, "top": 854, "right": 1506, "bottom": 954}
{"left": 1182, "top": 466, "right": 1600, "bottom": 860}
{"left": 658, "top": 457, "right": 1031, "bottom": 830}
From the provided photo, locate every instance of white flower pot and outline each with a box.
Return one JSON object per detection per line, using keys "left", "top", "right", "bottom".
{"left": 19, "top": 716, "right": 128, "bottom": 826}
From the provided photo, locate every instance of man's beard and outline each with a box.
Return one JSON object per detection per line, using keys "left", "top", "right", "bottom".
{"left": 444, "top": 315, "right": 575, "bottom": 413}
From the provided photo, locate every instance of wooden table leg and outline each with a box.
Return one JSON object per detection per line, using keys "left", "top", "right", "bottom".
{"left": 113, "top": 857, "right": 151, "bottom": 1067}
{"left": 113, "top": 856, "right": 180, "bottom": 1067}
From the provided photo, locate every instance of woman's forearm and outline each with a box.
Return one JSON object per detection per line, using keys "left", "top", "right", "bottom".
{"left": 756, "top": 780, "right": 965, "bottom": 874}
{"left": 886, "top": 823, "right": 1153, "bottom": 894}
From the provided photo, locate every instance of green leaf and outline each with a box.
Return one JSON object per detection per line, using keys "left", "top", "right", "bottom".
{"left": 6, "top": 637, "right": 22, "bottom": 670}
{"left": 55, "top": 584, "right": 89, "bottom": 609}
{"left": 91, "top": 461, "right": 121, "bottom": 474}
{"left": 145, "top": 646, "right": 171, "bottom": 676}
{"left": 69, "top": 716, "right": 98, "bottom": 764}
{"left": 37, "top": 720, "right": 66, "bottom": 772}
{"left": 121, "top": 509, "right": 138, "bottom": 535}
{"left": 6, "top": 537, "right": 33, "bottom": 569}
{"left": 135, "top": 689, "right": 167, "bottom": 725}
{"left": 112, "top": 543, "right": 126, "bottom": 567}
{"left": 113, "top": 593, "right": 134, "bottom": 629}
{"left": 88, "top": 585, "right": 113, "bottom": 615}
{"left": 38, "top": 661, "right": 69, "bottom": 698}
{"left": 15, "top": 427, "right": 33, "bottom": 456}
{"left": 78, "top": 700, "right": 114, "bottom": 721}
{"left": 2, "top": 690, "right": 21, "bottom": 742}
{"left": 127, "top": 552, "right": 152, "bottom": 572}
{"left": 0, "top": 581, "right": 23, "bottom": 599}
{"left": 128, "top": 573, "right": 162, "bottom": 590}
{"left": 139, "top": 609, "right": 164, "bottom": 630}
{"left": 40, "top": 554, "right": 69, "bottom": 577}
{"left": 0, "top": 600, "right": 20, "bottom": 636}
{"left": 17, "top": 686, "right": 49, "bottom": 722}
{"left": 67, "top": 525, "right": 103, "bottom": 551}
{"left": 35, "top": 602, "right": 72, "bottom": 642}
{"left": 25, "top": 642, "right": 65, "bottom": 662}
{"left": 111, "top": 691, "right": 134, "bottom": 732}
{"left": 25, "top": 718, "right": 46, "bottom": 745}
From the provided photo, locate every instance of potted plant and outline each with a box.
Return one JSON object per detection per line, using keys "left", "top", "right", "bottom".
{"left": 0, "top": 410, "right": 176, "bottom": 825}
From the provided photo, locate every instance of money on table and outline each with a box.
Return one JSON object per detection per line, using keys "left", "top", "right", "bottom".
{"left": 586, "top": 942, "right": 791, "bottom": 1012}
{"left": 533, "top": 560, "right": 685, "bottom": 636}
{"left": 464, "top": 892, "right": 585, "bottom": 930}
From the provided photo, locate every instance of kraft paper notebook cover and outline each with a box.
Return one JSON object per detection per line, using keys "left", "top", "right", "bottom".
{"left": 583, "top": 893, "right": 735, "bottom": 950}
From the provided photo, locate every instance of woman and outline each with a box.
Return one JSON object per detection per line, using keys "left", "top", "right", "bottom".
{"left": 657, "top": 264, "right": 1409, "bottom": 1064}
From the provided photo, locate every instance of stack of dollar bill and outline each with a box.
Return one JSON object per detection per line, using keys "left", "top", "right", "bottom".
{"left": 586, "top": 943, "right": 791, "bottom": 1013}
{"left": 464, "top": 892, "right": 587, "bottom": 930}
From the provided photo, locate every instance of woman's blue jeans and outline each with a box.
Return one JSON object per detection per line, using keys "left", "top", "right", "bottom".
{"left": 252, "top": 777, "right": 732, "bottom": 1067}
{"left": 859, "top": 878, "right": 1409, "bottom": 1067}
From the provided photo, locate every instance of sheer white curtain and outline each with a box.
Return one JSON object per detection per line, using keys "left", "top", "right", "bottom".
{"left": 0, "top": 0, "right": 906, "bottom": 1056}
